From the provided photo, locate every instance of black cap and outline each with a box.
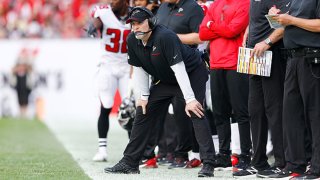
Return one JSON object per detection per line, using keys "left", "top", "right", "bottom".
{"left": 126, "top": 9, "right": 150, "bottom": 24}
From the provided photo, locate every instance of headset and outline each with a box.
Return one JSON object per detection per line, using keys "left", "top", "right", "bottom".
{"left": 129, "top": 6, "right": 157, "bottom": 30}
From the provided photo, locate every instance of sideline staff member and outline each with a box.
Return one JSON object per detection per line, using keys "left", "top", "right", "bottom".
{"left": 270, "top": 1, "right": 320, "bottom": 179}
{"left": 233, "top": 0, "right": 288, "bottom": 177}
{"left": 157, "top": 0, "right": 204, "bottom": 46}
{"left": 104, "top": 7, "right": 216, "bottom": 177}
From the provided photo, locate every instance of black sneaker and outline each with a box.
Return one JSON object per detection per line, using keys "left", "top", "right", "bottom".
{"left": 256, "top": 166, "right": 282, "bottom": 178}
{"left": 214, "top": 153, "right": 232, "bottom": 171}
{"left": 268, "top": 169, "right": 301, "bottom": 179}
{"left": 166, "top": 153, "right": 174, "bottom": 164}
{"left": 104, "top": 161, "right": 140, "bottom": 174}
{"left": 157, "top": 156, "right": 168, "bottom": 165}
{"left": 293, "top": 169, "right": 320, "bottom": 180}
{"left": 233, "top": 166, "right": 258, "bottom": 178}
{"left": 198, "top": 163, "right": 214, "bottom": 177}
{"left": 156, "top": 154, "right": 174, "bottom": 166}
{"left": 234, "top": 154, "right": 251, "bottom": 170}
{"left": 168, "top": 157, "right": 187, "bottom": 169}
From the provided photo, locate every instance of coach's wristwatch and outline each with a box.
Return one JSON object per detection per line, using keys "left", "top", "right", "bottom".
{"left": 264, "top": 38, "right": 273, "bottom": 46}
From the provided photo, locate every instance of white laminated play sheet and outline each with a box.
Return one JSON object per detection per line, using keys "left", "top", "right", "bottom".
{"left": 237, "top": 47, "right": 273, "bottom": 77}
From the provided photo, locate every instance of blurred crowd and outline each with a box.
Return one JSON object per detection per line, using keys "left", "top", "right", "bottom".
{"left": 0, "top": 0, "right": 106, "bottom": 39}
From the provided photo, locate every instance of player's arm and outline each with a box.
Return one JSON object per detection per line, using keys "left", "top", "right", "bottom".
{"left": 87, "top": 17, "right": 103, "bottom": 38}
{"left": 87, "top": 5, "right": 105, "bottom": 38}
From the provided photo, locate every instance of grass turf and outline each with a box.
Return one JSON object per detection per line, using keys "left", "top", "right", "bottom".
{"left": 0, "top": 118, "right": 90, "bottom": 180}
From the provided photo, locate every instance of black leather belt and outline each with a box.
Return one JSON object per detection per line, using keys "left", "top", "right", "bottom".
{"left": 287, "top": 48, "right": 320, "bottom": 58}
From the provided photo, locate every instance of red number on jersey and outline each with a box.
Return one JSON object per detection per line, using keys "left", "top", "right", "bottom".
{"left": 106, "top": 29, "right": 120, "bottom": 52}
{"left": 121, "top": 30, "right": 131, "bottom": 53}
{"left": 105, "top": 29, "right": 131, "bottom": 53}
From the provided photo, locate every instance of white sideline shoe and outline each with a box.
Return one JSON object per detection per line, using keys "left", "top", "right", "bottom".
{"left": 92, "top": 151, "right": 107, "bottom": 162}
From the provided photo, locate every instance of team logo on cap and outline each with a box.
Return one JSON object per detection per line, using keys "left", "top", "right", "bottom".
{"left": 131, "top": 10, "right": 141, "bottom": 16}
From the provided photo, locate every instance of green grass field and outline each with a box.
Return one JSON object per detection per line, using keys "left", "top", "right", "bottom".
{"left": 0, "top": 118, "right": 90, "bottom": 180}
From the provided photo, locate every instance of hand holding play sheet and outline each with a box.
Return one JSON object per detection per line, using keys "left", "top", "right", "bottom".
{"left": 265, "top": 14, "right": 284, "bottom": 29}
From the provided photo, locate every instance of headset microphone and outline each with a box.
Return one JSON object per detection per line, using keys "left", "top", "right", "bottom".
{"left": 134, "top": 30, "right": 152, "bottom": 36}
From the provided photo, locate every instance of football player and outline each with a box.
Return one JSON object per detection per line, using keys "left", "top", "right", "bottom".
{"left": 88, "top": 0, "right": 131, "bottom": 162}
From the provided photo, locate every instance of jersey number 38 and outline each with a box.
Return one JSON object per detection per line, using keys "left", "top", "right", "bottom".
{"left": 105, "top": 28, "right": 131, "bottom": 53}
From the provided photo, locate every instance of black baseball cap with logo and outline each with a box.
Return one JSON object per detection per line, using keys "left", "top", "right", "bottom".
{"left": 126, "top": 9, "right": 150, "bottom": 24}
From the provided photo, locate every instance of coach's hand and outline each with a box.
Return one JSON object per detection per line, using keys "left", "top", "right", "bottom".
{"left": 185, "top": 100, "right": 204, "bottom": 118}
{"left": 137, "top": 99, "right": 148, "bottom": 114}
{"left": 252, "top": 41, "right": 270, "bottom": 58}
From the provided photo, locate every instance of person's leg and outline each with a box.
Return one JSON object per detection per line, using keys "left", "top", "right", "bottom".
{"left": 156, "top": 112, "right": 174, "bottom": 165}
{"left": 171, "top": 96, "right": 192, "bottom": 164}
{"left": 227, "top": 70, "right": 251, "bottom": 155}
{"left": 282, "top": 57, "right": 306, "bottom": 174}
{"left": 205, "top": 95, "right": 219, "bottom": 153}
{"left": 262, "top": 47, "right": 286, "bottom": 169}
{"left": 163, "top": 111, "right": 178, "bottom": 159}
{"left": 140, "top": 109, "right": 167, "bottom": 168}
{"left": 226, "top": 70, "right": 251, "bottom": 170}
{"left": 16, "top": 75, "right": 31, "bottom": 118}
{"left": 190, "top": 127, "right": 200, "bottom": 156}
{"left": 120, "top": 83, "right": 174, "bottom": 167}
{"left": 210, "top": 69, "right": 232, "bottom": 155}
{"left": 248, "top": 75, "right": 269, "bottom": 170}
{"left": 305, "top": 122, "right": 312, "bottom": 163}
{"left": 188, "top": 64, "right": 215, "bottom": 177}
{"left": 93, "top": 64, "right": 117, "bottom": 161}
{"left": 189, "top": 64, "right": 215, "bottom": 165}
{"left": 299, "top": 59, "right": 320, "bottom": 176}
{"left": 94, "top": 105, "right": 112, "bottom": 157}
{"left": 139, "top": 118, "right": 162, "bottom": 168}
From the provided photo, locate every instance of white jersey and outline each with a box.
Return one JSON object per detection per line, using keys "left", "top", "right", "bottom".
{"left": 92, "top": 4, "right": 131, "bottom": 64}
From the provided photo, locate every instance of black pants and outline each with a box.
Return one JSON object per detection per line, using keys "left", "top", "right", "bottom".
{"left": 142, "top": 101, "right": 193, "bottom": 160}
{"left": 171, "top": 97, "right": 193, "bottom": 159}
{"left": 142, "top": 112, "right": 182, "bottom": 160}
{"left": 249, "top": 45, "right": 286, "bottom": 170}
{"left": 210, "top": 69, "right": 251, "bottom": 155}
{"left": 16, "top": 74, "right": 31, "bottom": 106}
{"left": 122, "top": 64, "right": 215, "bottom": 167}
{"left": 156, "top": 113, "right": 178, "bottom": 158}
{"left": 283, "top": 55, "right": 320, "bottom": 174}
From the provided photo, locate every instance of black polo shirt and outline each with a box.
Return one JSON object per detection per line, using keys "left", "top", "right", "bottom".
{"left": 156, "top": 0, "right": 204, "bottom": 34}
{"left": 248, "top": 0, "right": 290, "bottom": 48}
{"left": 127, "top": 25, "right": 202, "bottom": 84}
{"left": 284, "top": 0, "right": 320, "bottom": 48}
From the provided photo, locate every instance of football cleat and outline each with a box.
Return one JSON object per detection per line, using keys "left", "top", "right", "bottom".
{"left": 92, "top": 151, "right": 107, "bottom": 162}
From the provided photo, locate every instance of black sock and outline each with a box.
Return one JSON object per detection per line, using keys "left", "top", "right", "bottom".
{"left": 98, "top": 106, "right": 112, "bottom": 138}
